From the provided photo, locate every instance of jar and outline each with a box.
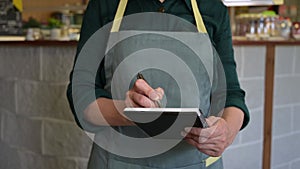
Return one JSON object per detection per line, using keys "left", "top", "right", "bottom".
{"left": 245, "top": 14, "right": 259, "bottom": 40}
{"left": 257, "top": 15, "right": 270, "bottom": 39}
{"left": 26, "top": 28, "right": 41, "bottom": 41}
{"left": 292, "top": 22, "right": 300, "bottom": 40}
{"left": 235, "top": 14, "right": 248, "bottom": 36}
{"left": 278, "top": 17, "right": 292, "bottom": 39}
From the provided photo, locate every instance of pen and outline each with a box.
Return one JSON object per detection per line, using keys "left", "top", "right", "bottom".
{"left": 137, "top": 73, "right": 162, "bottom": 108}
{"left": 199, "top": 109, "right": 209, "bottom": 128}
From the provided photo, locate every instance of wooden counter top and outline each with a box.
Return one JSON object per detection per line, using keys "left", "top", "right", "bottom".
{"left": 233, "top": 38, "right": 300, "bottom": 46}
{"left": 0, "top": 40, "right": 78, "bottom": 46}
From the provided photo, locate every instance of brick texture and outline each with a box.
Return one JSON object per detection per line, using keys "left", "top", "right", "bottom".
{"left": 240, "top": 78, "right": 264, "bottom": 109}
{"left": 0, "top": 79, "right": 16, "bottom": 113}
{"left": 241, "top": 46, "right": 266, "bottom": 78}
{"left": 0, "top": 46, "right": 41, "bottom": 80}
{"left": 2, "top": 112, "right": 42, "bottom": 153}
{"left": 295, "top": 47, "right": 300, "bottom": 74}
{"left": 272, "top": 133, "right": 300, "bottom": 167}
{"left": 275, "top": 46, "right": 296, "bottom": 75}
{"left": 0, "top": 140, "right": 20, "bottom": 169}
{"left": 43, "top": 120, "right": 92, "bottom": 157}
{"left": 41, "top": 46, "right": 75, "bottom": 82}
{"left": 16, "top": 81, "right": 73, "bottom": 121}
{"left": 274, "top": 76, "right": 300, "bottom": 105}
{"left": 0, "top": 45, "right": 89, "bottom": 169}
{"left": 291, "top": 159, "right": 300, "bottom": 169}
{"left": 223, "top": 142, "right": 263, "bottom": 169}
{"left": 272, "top": 106, "right": 293, "bottom": 136}
{"left": 292, "top": 105, "right": 300, "bottom": 132}
{"left": 240, "top": 109, "right": 263, "bottom": 143}
{"left": 233, "top": 46, "right": 243, "bottom": 77}
{"left": 77, "top": 159, "right": 89, "bottom": 169}
{"left": 18, "top": 151, "right": 77, "bottom": 169}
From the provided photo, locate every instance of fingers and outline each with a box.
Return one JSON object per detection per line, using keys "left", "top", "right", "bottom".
{"left": 184, "top": 138, "right": 223, "bottom": 157}
{"left": 182, "top": 117, "right": 228, "bottom": 156}
{"left": 125, "top": 79, "right": 164, "bottom": 108}
{"left": 183, "top": 127, "right": 211, "bottom": 144}
{"left": 183, "top": 118, "right": 221, "bottom": 140}
{"left": 124, "top": 92, "right": 141, "bottom": 108}
{"left": 134, "top": 79, "right": 160, "bottom": 100}
{"left": 154, "top": 87, "right": 164, "bottom": 100}
{"left": 125, "top": 91, "right": 155, "bottom": 108}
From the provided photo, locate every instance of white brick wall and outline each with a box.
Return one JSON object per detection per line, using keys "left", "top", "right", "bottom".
{"left": 0, "top": 45, "right": 92, "bottom": 169}
{"left": 224, "top": 45, "right": 300, "bottom": 169}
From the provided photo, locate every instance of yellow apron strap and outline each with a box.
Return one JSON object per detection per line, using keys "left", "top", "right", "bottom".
{"left": 13, "top": 0, "right": 23, "bottom": 12}
{"left": 111, "top": 0, "right": 207, "bottom": 33}
{"left": 205, "top": 156, "right": 221, "bottom": 167}
{"left": 111, "top": 0, "right": 128, "bottom": 32}
{"left": 190, "top": 0, "right": 207, "bottom": 33}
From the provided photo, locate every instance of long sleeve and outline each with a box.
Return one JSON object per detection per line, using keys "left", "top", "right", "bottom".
{"left": 66, "top": 0, "right": 113, "bottom": 132}
{"left": 212, "top": 3, "right": 250, "bottom": 129}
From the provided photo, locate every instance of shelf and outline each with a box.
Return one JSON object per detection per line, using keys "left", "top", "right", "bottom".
{"left": 233, "top": 38, "right": 300, "bottom": 46}
{"left": 0, "top": 40, "right": 78, "bottom": 46}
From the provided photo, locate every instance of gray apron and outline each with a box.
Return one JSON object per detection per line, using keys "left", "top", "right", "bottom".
{"left": 89, "top": 0, "right": 225, "bottom": 168}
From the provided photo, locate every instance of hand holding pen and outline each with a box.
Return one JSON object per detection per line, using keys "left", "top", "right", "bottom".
{"left": 124, "top": 73, "right": 164, "bottom": 108}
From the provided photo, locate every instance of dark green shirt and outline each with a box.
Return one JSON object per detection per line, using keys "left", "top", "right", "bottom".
{"left": 67, "top": 0, "right": 250, "bottom": 131}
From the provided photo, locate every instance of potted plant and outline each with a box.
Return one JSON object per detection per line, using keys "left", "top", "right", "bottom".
{"left": 48, "top": 17, "right": 63, "bottom": 40}
{"left": 23, "top": 17, "right": 41, "bottom": 40}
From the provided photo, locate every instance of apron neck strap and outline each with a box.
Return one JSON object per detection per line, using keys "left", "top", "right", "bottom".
{"left": 111, "top": 0, "right": 129, "bottom": 33}
{"left": 111, "top": 0, "right": 207, "bottom": 33}
{"left": 190, "top": 0, "right": 207, "bottom": 33}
